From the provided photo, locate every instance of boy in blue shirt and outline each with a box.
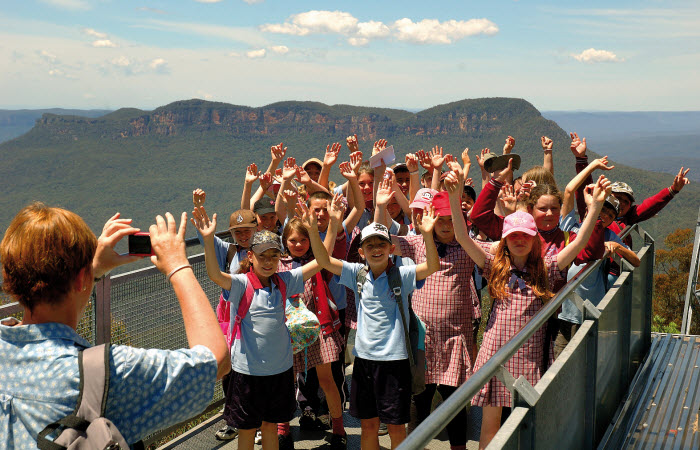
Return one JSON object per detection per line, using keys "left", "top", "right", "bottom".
{"left": 299, "top": 198, "right": 440, "bottom": 450}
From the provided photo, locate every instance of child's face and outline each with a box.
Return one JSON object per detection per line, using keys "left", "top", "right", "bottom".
{"left": 612, "top": 193, "right": 632, "bottom": 217}
{"left": 257, "top": 212, "right": 278, "bottom": 233}
{"left": 232, "top": 226, "right": 255, "bottom": 248}
{"left": 358, "top": 173, "right": 374, "bottom": 204}
{"left": 286, "top": 230, "right": 310, "bottom": 258}
{"left": 395, "top": 171, "right": 410, "bottom": 195}
{"left": 421, "top": 176, "right": 432, "bottom": 188}
{"left": 530, "top": 194, "right": 561, "bottom": 232}
{"left": 308, "top": 198, "right": 330, "bottom": 231}
{"left": 434, "top": 216, "right": 455, "bottom": 243}
{"left": 249, "top": 248, "right": 282, "bottom": 278}
{"left": 305, "top": 164, "right": 322, "bottom": 183}
{"left": 358, "top": 237, "right": 394, "bottom": 267}
{"left": 599, "top": 206, "right": 616, "bottom": 228}
{"left": 461, "top": 193, "right": 475, "bottom": 213}
{"left": 387, "top": 197, "right": 402, "bottom": 220}
{"left": 505, "top": 231, "right": 535, "bottom": 258}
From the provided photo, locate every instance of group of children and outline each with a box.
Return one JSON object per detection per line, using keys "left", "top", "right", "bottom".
{"left": 192, "top": 134, "right": 690, "bottom": 450}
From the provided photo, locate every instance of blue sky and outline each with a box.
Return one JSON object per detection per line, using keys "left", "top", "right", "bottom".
{"left": 1, "top": 0, "right": 698, "bottom": 111}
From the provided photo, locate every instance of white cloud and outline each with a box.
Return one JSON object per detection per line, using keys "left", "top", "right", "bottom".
{"left": 83, "top": 28, "right": 107, "bottom": 39}
{"left": 392, "top": 18, "right": 498, "bottom": 44}
{"left": 40, "top": 0, "right": 90, "bottom": 11}
{"left": 246, "top": 48, "right": 266, "bottom": 59}
{"left": 228, "top": 51, "right": 241, "bottom": 57}
{"left": 242, "top": 0, "right": 264, "bottom": 4}
{"left": 39, "top": 50, "right": 58, "bottom": 63}
{"left": 572, "top": 48, "right": 624, "bottom": 63}
{"left": 149, "top": 58, "right": 167, "bottom": 69}
{"left": 269, "top": 45, "right": 289, "bottom": 54}
{"left": 347, "top": 37, "right": 369, "bottom": 47}
{"left": 197, "top": 91, "right": 214, "bottom": 100}
{"left": 92, "top": 39, "right": 117, "bottom": 48}
{"left": 111, "top": 56, "right": 131, "bottom": 67}
{"left": 261, "top": 10, "right": 358, "bottom": 36}
{"left": 357, "top": 21, "right": 390, "bottom": 39}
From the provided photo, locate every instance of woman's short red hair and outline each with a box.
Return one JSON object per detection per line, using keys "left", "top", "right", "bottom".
{"left": 1, "top": 202, "right": 96, "bottom": 310}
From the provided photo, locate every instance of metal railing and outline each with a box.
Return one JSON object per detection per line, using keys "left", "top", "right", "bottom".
{"left": 681, "top": 207, "right": 700, "bottom": 334}
{"left": 0, "top": 231, "right": 233, "bottom": 447}
{"left": 399, "top": 223, "right": 655, "bottom": 449}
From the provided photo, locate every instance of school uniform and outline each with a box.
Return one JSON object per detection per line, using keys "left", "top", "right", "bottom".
{"left": 471, "top": 253, "right": 565, "bottom": 408}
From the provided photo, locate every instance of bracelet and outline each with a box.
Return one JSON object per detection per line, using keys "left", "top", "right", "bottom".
{"left": 409, "top": 170, "right": 419, "bottom": 174}
{"left": 167, "top": 264, "right": 193, "bottom": 282}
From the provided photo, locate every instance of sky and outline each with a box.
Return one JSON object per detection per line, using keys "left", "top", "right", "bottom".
{"left": 1, "top": 0, "right": 699, "bottom": 112}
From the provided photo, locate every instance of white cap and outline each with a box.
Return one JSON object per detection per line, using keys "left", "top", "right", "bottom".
{"left": 359, "top": 222, "right": 391, "bottom": 246}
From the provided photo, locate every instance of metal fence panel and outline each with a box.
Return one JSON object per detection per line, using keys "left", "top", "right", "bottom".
{"left": 629, "top": 244, "right": 653, "bottom": 377}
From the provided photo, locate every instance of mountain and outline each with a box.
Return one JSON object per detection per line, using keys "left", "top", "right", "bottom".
{"left": 0, "top": 108, "right": 112, "bottom": 143}
{"left": 1, "top": 98, "right": 697, "bottom": 253}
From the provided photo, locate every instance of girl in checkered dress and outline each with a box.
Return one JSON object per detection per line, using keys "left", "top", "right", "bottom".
{"left": 444, "top": 171, "right": 611, "bottom": 449}
{"left": 276, "top": 216, "right": 348, "bottom": 447}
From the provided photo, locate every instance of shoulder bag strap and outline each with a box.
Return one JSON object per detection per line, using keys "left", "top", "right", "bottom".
{"left": 387, "top": 266, "right": 414, "bottom": 366}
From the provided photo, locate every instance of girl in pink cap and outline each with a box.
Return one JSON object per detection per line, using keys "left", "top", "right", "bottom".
{"left": 444, "top": 170, "right": 611, "bottom": 449}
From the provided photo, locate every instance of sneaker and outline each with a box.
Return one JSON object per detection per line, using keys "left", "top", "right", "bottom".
{"left": 215, "top": 425, "right": 238, "bottom": 440}
{"left": 278, "top": 433, "right": 295, "bottom": 450}
{"left": 378, "top": 422, "right": 388, "bottom": 436}
{"left": 330, "top": 433, "right": 347, "bottom": 450}
{"left": 299, "top": 407, "right": 317, "bottom": 431}
{"left": 316, "top": 414, "right": 332, "bottom": 430}
{"left": 254, "top": 429, "right": 262, "bottom": 445}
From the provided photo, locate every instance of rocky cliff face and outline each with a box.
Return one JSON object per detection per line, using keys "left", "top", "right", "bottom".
{"left": 33, "top": 98, "right": 539, "bottom": 141}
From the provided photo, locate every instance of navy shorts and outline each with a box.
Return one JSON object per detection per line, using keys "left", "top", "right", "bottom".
{"left": 225, "top": 367, "right": 296, "bottom": 429}
{"left": 349, "top": 357, "right": 411, "bottom": 424}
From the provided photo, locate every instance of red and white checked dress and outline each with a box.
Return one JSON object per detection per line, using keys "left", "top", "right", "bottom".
{"left": 278, "top": 258, "right": 344, "bottom": 375}
{"left": 398, "top": 235, "right": 480, "bottom": 387}
{"left": 471, "top": 253, "right": 565, "bottom": 407}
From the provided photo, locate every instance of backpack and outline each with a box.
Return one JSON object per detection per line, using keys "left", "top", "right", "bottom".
{"left": 36, "top": 344, "right": 135, "bottom": 450}
{"left": 356, "top": 264, "right": 426, "bottom": 395}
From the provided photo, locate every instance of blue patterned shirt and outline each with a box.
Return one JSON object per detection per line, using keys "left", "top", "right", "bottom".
{"left": 0, "top": 319, "right": 217, "bottom": 448}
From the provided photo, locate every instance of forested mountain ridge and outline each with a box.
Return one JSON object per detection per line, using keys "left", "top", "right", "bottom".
{"left": 1, "top": 98, "right": 697, "bottom": 251}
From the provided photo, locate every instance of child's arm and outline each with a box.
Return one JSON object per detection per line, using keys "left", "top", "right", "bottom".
{"left": 389, "top": 169, "right": 411, "bottom": 215}
{"left": 319, "top": 142, "right": 341, "bottom": 190}
{"left": 429, "top": 145, "right": 444, "bottom": 191}
{"left": 241, "top": 163, "right": 259, "bottom": 210}
{"left": 249, "top": 173, "right": 272, "bottom": 211}
{"left": 266, "top": 142, "right": 287, "bottom": 175}
{"left": 475, "top": 148, "right": 491, "bottom": 189}
{"left": 606, "top": 241, "right": 641, "bottom": 267}
{"left": 374, "top": 178, "right": 394, "bottom": 229}
{"left": 190, "top": 206, "right": 233, "bottom": 290}
{"left": 569, "top": 132, "right": 591, "bottom": 218}
{"left": 326, "top": 194, "right": 346, "bottom": 253}
{"left": 625, "top": 167, "right": 691, "bottom": 224}
{"left": 406, "top": 153, "right": 421, "bottom": 205}
{"left": 371, "top": 139, "right": 388, "bottom": 205}
{"left": 298, "top": 202, "right": 344, "bottom": 276}
{"left": 340, "top": 158, "right": 365, "bottom": 232}
{"left": 557, "top": 176, "right": 611, "bottom": 269}
{"left": 444, "top": 171, "right": 487, "bottom": 269}
{"left": 296, "top": 166, "right": 329, "bottom": 196}
{"left": 541, "top": 136, "right": 554, "bottom": 175}
{"left": 461, "top": 147, "right": 472, "bottom": 181}
{"left": 274, "top": 157, "right": 299, "bottom": 222}
{"left": 470, "top": 158, "right": 513, "bottom": 241}
{"left": 562, "top": 156, "right": 614, "bottom": 217}
{"left": 414, "top": 205, "right": 441, "bottom": 281}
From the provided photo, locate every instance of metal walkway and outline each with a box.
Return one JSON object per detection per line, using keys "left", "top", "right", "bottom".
{"left": 600, "top": 333, "right": 700, "bottom": 449}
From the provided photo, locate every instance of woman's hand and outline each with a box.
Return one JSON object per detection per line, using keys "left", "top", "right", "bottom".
{"left": 92, "top": 213, "right": 143, "bottom": 278}
{"left": 190, "top": 206, "right": 217, "bottom": 239}
{"left": 151, "top": 212, "right": 189, "bottom": 276}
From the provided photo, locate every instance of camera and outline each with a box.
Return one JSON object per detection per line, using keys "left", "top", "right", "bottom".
{"left": 128, "top": 232, "right": 154, "bottom": 256}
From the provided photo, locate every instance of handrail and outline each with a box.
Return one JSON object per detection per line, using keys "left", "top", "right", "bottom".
{"left": 680, "top": 206, "right": 700, "bottom": 334}
{"left": 399, "top": 223, "right": 644, "bottom": 449}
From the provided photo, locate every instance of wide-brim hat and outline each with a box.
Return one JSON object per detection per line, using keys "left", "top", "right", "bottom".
{"left": 483, "top": 152, "right": 521, "bottom": 173}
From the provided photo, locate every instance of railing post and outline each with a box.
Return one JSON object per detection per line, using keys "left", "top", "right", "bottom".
{"left": 94, "top": 275, "right": 112, "bottom": 345}
{"left": 643, "top": 231, "right": 655, "bottom": 352}
{"left": 584, "top": 318, "right": 599, "bottom": 448}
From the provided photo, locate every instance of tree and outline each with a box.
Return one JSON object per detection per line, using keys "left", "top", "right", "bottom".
{"left": 653, "top": 228, "right": 696, "bottom": 333}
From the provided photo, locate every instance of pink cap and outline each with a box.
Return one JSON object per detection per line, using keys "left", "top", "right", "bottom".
{"left": 410, "top": 188, "right": 438, "bottom": 210}
{"left": 502, "top": 211, "right": 538, "bottom": 238}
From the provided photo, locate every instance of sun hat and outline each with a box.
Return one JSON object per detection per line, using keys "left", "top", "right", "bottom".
{"left": 483, "top": 152, "right": 522, "bottom": 173}
{"left": 302, "top": 158, "right": 323, "bottom": 170}
{"left": 611, "top": 182, "right": 635, "bottom": 202}
{"left": 409, "top": 188, "right": 438, "bottom": 210}
{"left": 502, "top": 211, "right": 537, "bottom": 238}
{"left": 359, "top": 222, "right": 392, "bottom": 246}
{"left": 229, "top": 209, "right": 257, "bottom": 229}
{"left": 251, "top": 230, "right": 283, "bottom": 254}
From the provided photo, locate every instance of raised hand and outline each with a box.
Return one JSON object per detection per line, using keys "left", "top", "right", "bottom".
{"left": 282, "top": 157, "right": 297, "bottom": 180}
{"left": 585, "top": 175, "right": 611, "bottom": 207}
{"left": 444, "top": 171, "right": 461, "bottom": 198}
{"left": 492, "top": 157, "right": 514, "bottom": 183}
{"left": 503, "top": 136, "right": 515, "bottom": 154}
{"left": 150, "top": 212, "right": 189, "bottom": 276}
{"left": 475, "top": 148, "right": 490, "bottom": 170}
{"left": 295, "top": 166, "right": 311, "bottom": 185}
{"left": 192, "top": 188, "right": 206, "bottom": 208}
{"left": 346, "top": 134, "right": 359, "bottom": 153}
{"left": 605, "top": 241, "right": 621, "bottom": 256}
{"left": 570, "top": 132, "right": 586, "bottom": 157}
{"left": 541, "top": 136, "right": 553, "bottom": 151}
{"left": 372, "top": 138, "right": 388, "bottom": 156}
{"left": 259, "top": 172, "right": 273, "bottom": 191}
{"left": 295, "top": 201, "right": 317, "bottom": 230}
{"left": 245, "top": 163, "right": 260, "bottom": 184}
{"left": 461, "top": 148, "right": 471, "bottom": 167}
{"left": 445, "top": 154, "right": 462, "bottom": 178}
{"left": 271, "top": 142, "right": 287, "bottom": 161}
{"left": 190, "top": 206, "right": 217, "bottom": 238}
{"left": 671, "top": 167, "right": 691, "bottom": 193}
{"left": 593, "top": 156, "right": 615, "bottom": 171}
{"left": 282, "top": 189, "right": 298, "bottom": 205}
{"left": 349, "top": 151, "right": 363, "bottom": 174}
{"left": 339, "top": 161, "right": 356, "bottom": 180}
{"left": 406, "top": 153, "right": 419, "bottom": 173}
{"left": 324, "top": 142, "right": 341, "bottom": 167}
{"left": 376, "top": 178, "right": 395, "bottom": 207}
{"left": 517, "top": 180, "right": 535, "bottom": 201}
{"left": 499, "top": 184, "right": 517, "bottom": 215}
{"left": 329, "top": 193, "right": 347, "bottom": 226}
{"left": 416, "top": 204, "right": 438, "bottom": 235}
{"left": 429, "top": 145, "right": 445, "bottom": 169}
{"left": 416, "top": 149, "right": 432, "bottom": 171}
{"left": 92, "top": 213, "right": 142, "bottom": 277}
{"left": 464, "top": 177, "right": 474, "bottom": 186}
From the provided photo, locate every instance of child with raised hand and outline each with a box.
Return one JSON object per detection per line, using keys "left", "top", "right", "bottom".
{"left": 298, "top": 202, "right": 440, "bottom": 450}
{"left": 444, "top": 170, "right": 610, "bottom": 449}
{"left": 191, "top": 205, "right": 322, "bottom": 450}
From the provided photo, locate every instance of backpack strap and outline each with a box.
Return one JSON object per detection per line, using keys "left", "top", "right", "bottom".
{"left": 224, "top": 243, "right": 239, "bottom": 273}
{"left": 563, "top": 231, "right": 570, "bottom": 247}
{"left": 233, "top": 271, "right": 287, "bottom": 340}
{"left": 387, "top": 266, "right": 414, "bottom": 367}
{"left": 356, "top": 265, "right": 369, "bottom": 298}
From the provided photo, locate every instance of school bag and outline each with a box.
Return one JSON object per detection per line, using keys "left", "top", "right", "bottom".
{"left": 356, "top": 264, "right": 426, "bottom": 395}
{"left": 36, "top": 344, "right": 135, "bottom": 450}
